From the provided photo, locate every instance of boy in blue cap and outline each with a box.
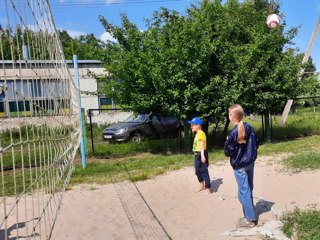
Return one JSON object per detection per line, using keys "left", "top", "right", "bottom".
{"left": 188, "top": 117, "right": 211, "bottom": 194}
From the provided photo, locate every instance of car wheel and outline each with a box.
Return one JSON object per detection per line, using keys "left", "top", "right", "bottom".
{"left": 131, "top": 132, "right": 142, "bottom": 143}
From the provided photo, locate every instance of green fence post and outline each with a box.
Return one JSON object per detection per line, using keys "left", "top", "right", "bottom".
{"left": 82, "top": 108, "right": 87, "bottom": 155}
{"left": 183, "top": 121, "right": 191, "bottom": 151}
{"left": 263, "top": 110, "right": 272, "bottom": 142}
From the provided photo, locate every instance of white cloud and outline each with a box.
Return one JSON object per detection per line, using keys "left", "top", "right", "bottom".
{"left": 28, "top": 23, "right": 54, "bottom": 33}
{"left": 65, "top": 29, "right": 86, "bottom": 37}
{"left": 99, "top": 32, "right": 117, "bottom": 42}
{"left": 27, "top": 24, "right": 85, "bottom": 37}
{"left": 104, "top": 0, "right": 123, "bottom": 4}
{"left": 57, "top": 26, "right": 86, "bottom": 37}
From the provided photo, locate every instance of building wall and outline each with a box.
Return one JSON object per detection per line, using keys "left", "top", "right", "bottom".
{"left": 67, "top": 61, "right": 107, "bottom": 115}
{"left": 0, "top": 60, "right": 109, "bottom": 117}
{"left": 79, "top": 78, "right": 99, "bottom": 113}
{"left": 0, "top": 61, "right": 73, "bottom": 117}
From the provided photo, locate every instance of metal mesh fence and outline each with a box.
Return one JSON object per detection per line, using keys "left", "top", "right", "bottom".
{"left": 0, "top": 0, "right": 80, "bottom": 239}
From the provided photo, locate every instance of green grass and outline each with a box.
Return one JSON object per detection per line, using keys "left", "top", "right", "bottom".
{"left": 282, "top": 207, "right": 320, "bottom": 240}
{"left": 246, "top": 107, "right": 320, "bottom": 141}
{"left": 0, "top": 168, "right": 36, "bottom": 196}
{"left": 258, "top": 135, "right": 320, "bottom": 156}
{"left": 71, "top": 134, "right": 320, "bottom": 186}
{"left": 71, "top": 151, "right": 227, "bottom": 185}
{"left": 0, "top": 155, "right": 74, "bottom": 196}
{"left": 85, "top": 123, "right": 110, "bottom": 143}
{"left": 3, "top": 132, "right": 319, "bottom": 196}
{"left": 2, "top": 107, "right": 320, "bottom": 196}
{"left": 86, "top": 107, "right": 320, "bottom": 158}
{"left": 85, "top": 122, "right": 184, "bottom": 157}
{"left": 283, "top": 151, "right": 320, "bottom": 170}
{"left": 88, "top": 137, "right": 184, "bottom": 157}
{"left": 0, "top": 125, "right": 74, "bottom": 147}
{"left": 71, "top": 154, "right": 188, "bottom": 185}
{"left": 0, "top": 125, "right": 77, "bottom": 196}
{"left": 1, "top": 147, "right": 44, "bottom": 169}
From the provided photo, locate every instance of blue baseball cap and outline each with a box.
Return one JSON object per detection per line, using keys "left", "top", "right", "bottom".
{"left": 188, "top": 117, "right": 203, "bottom": 125}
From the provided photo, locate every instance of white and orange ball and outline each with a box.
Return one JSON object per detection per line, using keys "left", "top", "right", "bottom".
{"left": 266, "top": 14, "right": 280, "bottom": 29}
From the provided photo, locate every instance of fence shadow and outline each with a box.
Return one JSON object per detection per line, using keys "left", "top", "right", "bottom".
{"left": 0, "top": 218, "right": 40, "bottom": 240}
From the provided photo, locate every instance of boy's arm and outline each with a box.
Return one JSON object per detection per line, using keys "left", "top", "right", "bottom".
{"left": 199, "top": 140, "right": 206, "bottom": 163}
{"left": 224, "top": 131, "right": 237, "bottom": 157}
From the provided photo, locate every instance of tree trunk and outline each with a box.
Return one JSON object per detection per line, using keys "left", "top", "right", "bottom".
{"left": 214, "top": 120, "right": 220, "bottom": 132}
{"left": 223, "top": 115, "right": 230, "bottom": 136}
{"left": 202, "top": 121, "right": 209, "bottom": 136}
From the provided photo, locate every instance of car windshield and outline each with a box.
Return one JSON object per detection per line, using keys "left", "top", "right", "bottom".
{"left": 124, "top": 114, "right": 149, "bottom": 123}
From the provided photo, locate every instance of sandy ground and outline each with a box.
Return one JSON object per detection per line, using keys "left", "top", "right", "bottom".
{"left": 51, "top": 155, "right": 320, "bottom": 240}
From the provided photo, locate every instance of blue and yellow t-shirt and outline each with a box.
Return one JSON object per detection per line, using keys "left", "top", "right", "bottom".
{"left": 193, "top": 130, "right": 207, "bottom": 152}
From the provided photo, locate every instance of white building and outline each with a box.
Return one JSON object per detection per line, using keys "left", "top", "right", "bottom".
{"left": 66, "top": 60, "right": 113, "bottom": 114}
{"left": 0, "top": 60, "right": 112, "bottom": 117}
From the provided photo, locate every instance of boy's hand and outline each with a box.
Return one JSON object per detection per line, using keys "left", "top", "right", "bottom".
{"left": 201, "top": 155, "right": 206, "bottom": 163}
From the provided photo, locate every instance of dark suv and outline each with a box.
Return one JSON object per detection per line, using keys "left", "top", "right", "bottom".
{"left": 102, "top": 113, "right": 183, "bottom": 143}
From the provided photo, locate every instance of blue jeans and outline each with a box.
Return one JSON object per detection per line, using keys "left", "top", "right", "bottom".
{"left": 194, "top": 152, "right": 211, "bottom": 189}
{"left": 233, "top": 162, "right": 255, "bottom": 221}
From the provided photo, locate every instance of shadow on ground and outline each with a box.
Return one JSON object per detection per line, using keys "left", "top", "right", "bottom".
{"left": 0, "top": 218, "right": 40, "bottom": 240}
{"left": 211, "top": 178, "right": 223, "bottom": 193}
{"left": 255, "top": 198, "right": 275, "bottom": 222}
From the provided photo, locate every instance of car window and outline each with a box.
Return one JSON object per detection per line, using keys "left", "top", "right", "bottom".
{"left": 152, "top": 115, "right": 160, "bottom": 123}
{"left": 125, "top": 114, "right": 149, "bottom": 123}
{"left": 162, "top": 116, "right": 177, "bottom": 121}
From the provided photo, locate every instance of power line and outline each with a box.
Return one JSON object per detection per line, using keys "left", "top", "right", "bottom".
{"left": 51, "top": 0, "right": 187, "bottom": 9}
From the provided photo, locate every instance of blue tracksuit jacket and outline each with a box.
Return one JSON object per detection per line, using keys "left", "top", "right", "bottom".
{"left": 224, "top": 123, "right": 259, "bottom": 170}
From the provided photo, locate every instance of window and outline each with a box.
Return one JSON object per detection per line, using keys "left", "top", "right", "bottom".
{"left": 0, "top": 78, "right": 70, "bottom": 117}
{"left": 9, "top": 101, "right": 30, "bottom": 112}
{"left": 0, "top": 102, "right": 4, "bottom": 112}
{"left": 99, "top": 97, "right": 112, "bottom": 106}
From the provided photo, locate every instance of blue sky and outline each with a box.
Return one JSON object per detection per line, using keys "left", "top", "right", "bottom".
{"left": 50, "top": 0, "right": 320, "bottom": 70}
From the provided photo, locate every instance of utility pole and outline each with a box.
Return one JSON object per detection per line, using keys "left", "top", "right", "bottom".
{"left": 280, "top": 16, "right": 320, "bottom": 126}
{"left": 74, "top": 55, "right": 87, "bottom": 169}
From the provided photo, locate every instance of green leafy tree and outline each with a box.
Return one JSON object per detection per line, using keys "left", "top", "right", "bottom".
{"left": 59, "top": 30, "right": 106, "bottom": 60}
{"left": 98, "top": 0, "right": 307, "bottom": 133}
{"left": 299, "top": 57, "right": 320, "bottom": 107}
{"left": 202, "top": 0, "right": 304, "bottom": 116}
{"left": 304, "top": 57, "right": 317, "bottom": 77}
{"left": 59, "top": 30, "right": 77, "bottom": 59}
{"left": 0, "top": 27, "right": 106, "bottom": 61}
{"left": 99, "top": 8, "right": 222, "bottom": 130}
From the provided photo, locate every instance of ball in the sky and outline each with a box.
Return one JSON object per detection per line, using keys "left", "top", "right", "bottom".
{"left": 266, "top": 14, "right": 280, "bottom": 29}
